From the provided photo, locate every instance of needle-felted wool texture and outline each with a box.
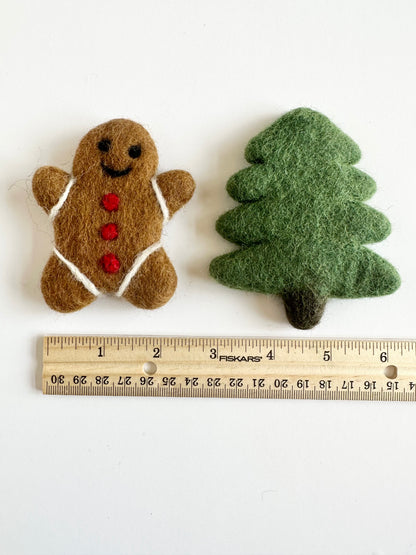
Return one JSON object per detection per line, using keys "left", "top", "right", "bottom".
{"left": 33, "top": 119, "right": 195, "bottom": 312}
{"left": 209, "top": 108, "right": 400, "bottom": 329}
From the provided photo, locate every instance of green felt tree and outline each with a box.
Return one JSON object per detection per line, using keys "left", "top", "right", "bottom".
{"left": 209, "top": 108, "right": 400, "bottom": 329}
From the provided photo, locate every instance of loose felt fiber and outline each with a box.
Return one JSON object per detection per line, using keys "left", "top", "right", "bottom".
{"left": 210, "top": 108, "right": 400, "bottom": 329}
{"left": 33, "top": 119, "right": 195, "bottom": 312}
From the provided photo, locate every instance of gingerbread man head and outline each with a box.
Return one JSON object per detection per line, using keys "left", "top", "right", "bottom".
{"left": 73, "top": 119, "right": 159, "bottom": 183}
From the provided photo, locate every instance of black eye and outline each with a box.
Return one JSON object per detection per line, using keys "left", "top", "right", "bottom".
{"left": 128, "top": 144, "right": 142, "bottom": 159}
{"left": 98, "top": 139, "right": 111, "bottom": 152}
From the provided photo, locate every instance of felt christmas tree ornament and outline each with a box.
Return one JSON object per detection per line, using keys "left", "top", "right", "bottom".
{"left": 210, "top": 108, "right": 400, "bottom": 329}
{"left": 33, "top": 119, "right": 195, "bottom": 312}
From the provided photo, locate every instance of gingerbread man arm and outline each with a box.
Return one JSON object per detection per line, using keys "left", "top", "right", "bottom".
{"left": 32, "top": 166, "right": 71, "bottom": 214}
{"left": 156, "top": 170, "right": 195, "bottom": 217}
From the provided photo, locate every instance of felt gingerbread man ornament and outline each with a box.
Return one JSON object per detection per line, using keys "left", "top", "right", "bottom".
{"left": 33, "top": 119, "right": 195, "bottom": 312}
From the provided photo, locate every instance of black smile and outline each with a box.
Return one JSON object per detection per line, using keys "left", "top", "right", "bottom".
{"left": 101, "top": 162, "right": 132, "bottom": 178}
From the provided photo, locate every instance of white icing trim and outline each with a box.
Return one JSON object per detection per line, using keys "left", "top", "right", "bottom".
{"left": 115, "top": 176, "right": 169, "bottom": 297}
{"left": 54, "top": 248, "right": 100, "bottom": 297}
{"left": 116, "top": 241, "right": 162, "bottom": 297}
{"left": 49, "top": 177, "right": 76, "bottom": 221}
{"left": 151, "top": 176, "right": 170, "bottom": 224}
{"left": 49, "top": 173, "right": 169, "bottom": 300}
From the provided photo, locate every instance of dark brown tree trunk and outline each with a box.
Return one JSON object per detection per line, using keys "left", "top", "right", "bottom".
{"left": 282, "top": 290, "right": 327, "bottom": 330}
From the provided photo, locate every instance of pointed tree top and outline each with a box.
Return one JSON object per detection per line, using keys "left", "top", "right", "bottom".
{"left": 245, "top": 107, "right": 361, "bottom": 166}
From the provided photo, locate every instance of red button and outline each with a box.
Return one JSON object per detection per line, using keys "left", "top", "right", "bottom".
{"left": 99, "top": 253, "right": 120, "bottom": 273}
{"left": 102, "top": 193, "right": 120, "bottom": 211}
{"left": 101, "top": 223, "right": 118, "bottom": 240}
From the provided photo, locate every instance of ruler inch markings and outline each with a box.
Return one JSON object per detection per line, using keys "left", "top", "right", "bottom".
{"left": 41, "top": 336, "right": 416, "bottom": 401}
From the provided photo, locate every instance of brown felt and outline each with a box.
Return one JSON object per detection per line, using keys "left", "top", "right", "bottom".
{"left": 122, "top": 248, "right": 178, "bottom": 309}
{"left": 41, "top": 254, "right": 96, "bottom": 312}
{"left": 282, "top": 290, "right": 327, "bottom": 330}
{"left": 157, "top": 170, "right": 195, "bottom": 216}
{"left": 32, "top": 166, "right": 70, "bottom": 212}
{"left": 33, "top": 119, "right": 195, "bottom": 312}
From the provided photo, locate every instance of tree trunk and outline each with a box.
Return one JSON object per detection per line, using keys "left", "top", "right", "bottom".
{"left": 282, "top": 290, "right": 327, "bottom": 330}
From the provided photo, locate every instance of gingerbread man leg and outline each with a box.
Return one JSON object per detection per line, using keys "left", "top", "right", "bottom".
{"left": 41, "top": 254, "right": 96, "bottom": 313}
{"left": 122, "top": 248, "right": 177, "bottom": 309}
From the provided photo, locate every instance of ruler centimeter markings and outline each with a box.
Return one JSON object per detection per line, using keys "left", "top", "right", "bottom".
{"left": 42, "top": 336, "right": 416, "bottom": 401}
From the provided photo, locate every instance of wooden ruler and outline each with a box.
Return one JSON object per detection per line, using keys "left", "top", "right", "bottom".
{"left": 42, "top": 336, "right": 416, "bottom": 401}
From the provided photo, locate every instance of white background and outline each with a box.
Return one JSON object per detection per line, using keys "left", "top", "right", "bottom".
{"left": 1, "top": 0, "right": 416, "bottom": 554}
